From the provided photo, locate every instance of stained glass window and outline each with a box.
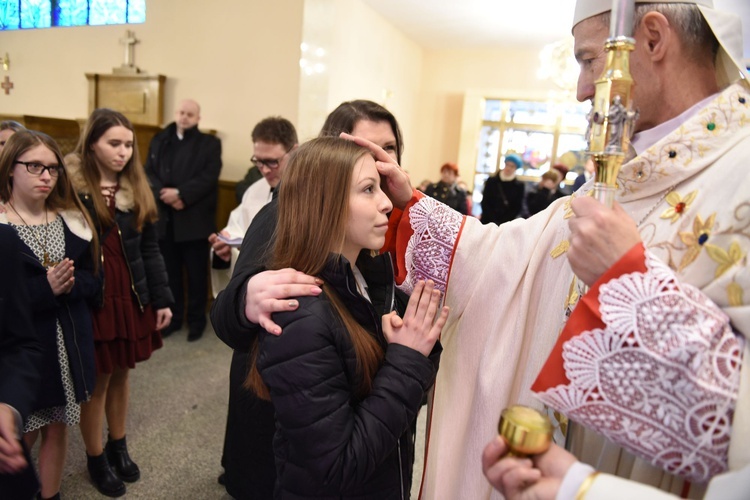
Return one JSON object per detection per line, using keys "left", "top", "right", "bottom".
{"left": 0, "top": 0, "right": 145, "bottom": 30}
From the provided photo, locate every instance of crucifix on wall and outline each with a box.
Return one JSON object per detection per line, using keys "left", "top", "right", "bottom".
{"left": 1, "top": 76, "right": 13, "bottom": 95}
{"left": 113, "top": 30, "right": 142, "bottom": 74}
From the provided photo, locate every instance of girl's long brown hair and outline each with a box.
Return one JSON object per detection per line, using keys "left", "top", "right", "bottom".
{"left": 73, "top": 108, "right": 157, "bottom": 231}
{"left": 0, "top": 130, "right": 100, "bottom": 270}
{"left": 246, "top": 137, "right": 385, "bottom": 400}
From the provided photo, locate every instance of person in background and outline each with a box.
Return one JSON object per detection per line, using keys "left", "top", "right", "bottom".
{"left": 209, "top": 117, "right": 298, "bottom": 295}
{"left": 480, "top": 154, "right": 525, "bottom": 224}
{"left": 572, "top": 157, "right": 596, "bottom": 191}
{"left": 457, "top": 179, "right": 474, "bottom": 215}
{"left": 0, "top": 130, "right": 100, "bottom": 500}
{"left": 526, "top": 169, "right": 564, "bottom": 216}
{"left": 245, "top": 137, "right": 447, "bottom": 498}
{"left": 423, "top": 162, "right": 469, "bottom": 214}
{"left": 417, "top": 178, "right": 432, "bottom": 193}
{"left": 145, "top": 98, "right": 222, "bottom": 341}
{"left": 0, "top": 120, "right": 25, "bottom": 152}
{"left": 0, "top": 225, "right": 43, "bottom": 498}
{"left": 68, "top": 108, "right": 173, "bottom": 497}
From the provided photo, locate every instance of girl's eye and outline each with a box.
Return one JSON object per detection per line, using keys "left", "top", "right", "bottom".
{"left": 383, "top": 145, "right": 396, "bottom": 152}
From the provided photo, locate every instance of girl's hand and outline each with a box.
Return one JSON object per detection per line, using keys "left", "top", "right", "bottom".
{"left": 47, "top": 258, "right": 75, "bottom": 296}
{"left": 155, "top": 308, "right": 173, "bottom": 331}
{"left": 382, "top": 280, "right": 449, "bottom": 356}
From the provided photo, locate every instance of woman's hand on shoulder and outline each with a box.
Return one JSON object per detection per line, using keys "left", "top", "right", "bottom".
{"left": 155, "top": 307, "right": 172, "bottom": 331}
{"left": 244, "top": 269, "right": 323, "bottom": 335}
{"left": 382, "top": 280, "right": 449, "bottom": 357}
{"left": 47, "top": 258, "right": 75, "bottom": 296}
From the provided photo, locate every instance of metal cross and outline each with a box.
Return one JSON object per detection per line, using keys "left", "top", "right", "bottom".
{"left": 120, "top": 30, "right": 139, "bottom": 67}
{"left": 1, "top": 76, "right": 13, "bottom": 95}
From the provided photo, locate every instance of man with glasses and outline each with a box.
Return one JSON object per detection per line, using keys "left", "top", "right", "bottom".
{"left": 145, "top": 98, "right": 222, "bottom": 342}
{"left": 208, "top": 116, "right": 297, "bottom": 500}
{"left": 209, "top": 116, "right": 297, "bottom": 293}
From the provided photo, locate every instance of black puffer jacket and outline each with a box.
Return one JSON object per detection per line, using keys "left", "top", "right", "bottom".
{"left": 66, "top": 154, "right": 173, "bottom": 310}
{"left": 257, "top": 253, "right": 441, "bottom": 499}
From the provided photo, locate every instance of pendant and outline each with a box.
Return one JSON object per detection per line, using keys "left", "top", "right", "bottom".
{"left": 43, "top": 252, "right": 59, "bottom": 268}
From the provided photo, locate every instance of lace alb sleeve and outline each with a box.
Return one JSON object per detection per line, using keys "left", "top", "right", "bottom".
{"left": 536, "top": 250, "right": 745, "bottom": 483}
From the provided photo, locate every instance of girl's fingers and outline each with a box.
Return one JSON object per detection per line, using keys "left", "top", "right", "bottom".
{"left": 403, "top": 280, "right": 426, "bottom": 320}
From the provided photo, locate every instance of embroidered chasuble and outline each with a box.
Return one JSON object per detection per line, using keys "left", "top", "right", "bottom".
{"left": 384, "top": 82, "right": 750, "bottom": 500}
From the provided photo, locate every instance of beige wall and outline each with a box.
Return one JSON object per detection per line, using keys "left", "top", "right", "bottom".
{"left": 297, "top": 0, "right": 423, "bottom": 164}
{"left": 1, "top": 0, "right": 567, "bottom": 185}
{"left": 411, "top": 47, "right": 561, "bottom": 184}
{"left": 0, "top": 0, "right": 304, "bottom": 181}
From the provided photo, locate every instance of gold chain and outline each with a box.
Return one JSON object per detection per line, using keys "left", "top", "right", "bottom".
{"left": 8, "top": 202, "right": 58, "bottom": 268}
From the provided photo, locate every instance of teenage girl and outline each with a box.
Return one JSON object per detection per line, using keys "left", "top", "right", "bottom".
{"left": 66, "top": 108, "right": 173, "bottom": 497}
{"left": 0, "top": 130, "right": 99, "bottom": 500}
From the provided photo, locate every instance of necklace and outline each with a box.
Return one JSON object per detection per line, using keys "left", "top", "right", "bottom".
{"left": 8, "top": 202, "right": 58, "bottom": 268}
{"left": 636, "top": 184, "right": 676, "bottom": 228}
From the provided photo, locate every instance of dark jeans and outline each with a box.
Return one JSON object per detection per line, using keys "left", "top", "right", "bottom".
{"left": 159, "top": 237, "right": 209, "bottom": 330}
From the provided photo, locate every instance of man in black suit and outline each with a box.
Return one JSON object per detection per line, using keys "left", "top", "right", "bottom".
{"left": 145, "top": 99, "right": 222, "bottom": 341}
{"left": 0, "top": 224, "right": 42, "bottom": 495}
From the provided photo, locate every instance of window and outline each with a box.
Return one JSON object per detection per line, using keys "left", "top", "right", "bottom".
{"left": 469, "top": 96, "right": 589, "bottom": 216}
{"left": 0, "top": 0, "right": 145, "bottom": 30}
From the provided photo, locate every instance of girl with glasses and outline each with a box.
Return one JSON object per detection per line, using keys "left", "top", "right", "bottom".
{"left": 66, "top": 108, "right": 173, "bottom": 497}
{"left": 0, "top": 130, "right": 100, "bottom": 500}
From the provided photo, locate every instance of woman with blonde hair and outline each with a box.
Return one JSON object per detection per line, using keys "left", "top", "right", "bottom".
{"left": 0, "top": 130, "right": 99, "bottom": 500}
{"left": 246, "top": 137, "right": 448, "bottom": 498}
{"left": 67, "top": 108, "right": 173, "bottom": 497}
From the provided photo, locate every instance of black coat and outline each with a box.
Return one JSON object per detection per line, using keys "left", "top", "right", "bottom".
{"left": 480, "top": 175, "right": 525, "bottom": 224}
{"left": 258, "top": 254, "right": 441, "bottom": 499}
{"left": 0, "top": 224, "right": 43, "bottom": 421}
{"left": 78, "top": 193, "right": 173, "bottom": 311}
{"left": 424, "top": 181, "right": 468, "bottom": 215}
{"left": 145, "top": 123, "right": 222, "bottom": 242}
{"left": 3, "top": 215, "right": 99, "bottom": 409}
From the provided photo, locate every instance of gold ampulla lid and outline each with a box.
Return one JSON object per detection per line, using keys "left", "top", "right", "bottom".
{"left": 498, "top": 405, "right": 553, "bottom": 457}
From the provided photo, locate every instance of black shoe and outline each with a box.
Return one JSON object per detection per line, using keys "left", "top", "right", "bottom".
{"left": 187, "top": 325, "right": 205, "bottom": 342}
{"left": 161, "top": 322, "right": 182, "bottom": 338}
{"left": 105, "top": 435, "right": 141, "bottom": 483}
{"left": 87, "top": 452, "right": 126, "bottom": 497}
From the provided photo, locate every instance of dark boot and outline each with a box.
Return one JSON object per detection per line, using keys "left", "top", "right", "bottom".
{"left": 105, "top": 435, "right": 141, "bottom": 482}
{"left": 86, "top": 452, "right": 126, "bottom": 497}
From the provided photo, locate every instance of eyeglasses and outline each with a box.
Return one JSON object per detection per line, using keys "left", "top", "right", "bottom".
{"left": 250, "top": 151, "right": 289, "bottom": 170}
{"left": 15, "top": 161, "right": 63, "bottom": 177}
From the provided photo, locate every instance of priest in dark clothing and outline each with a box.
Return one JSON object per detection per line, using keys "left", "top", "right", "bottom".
{"left": 480, "top": 153, "right": 525, "bottom": 225}
{"left": 145, "top": 99, "right": 222, "bottom": 341}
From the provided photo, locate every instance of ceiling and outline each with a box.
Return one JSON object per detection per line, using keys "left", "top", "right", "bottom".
{"left": 360, "top": 0, "right": 750, "bottom": 57}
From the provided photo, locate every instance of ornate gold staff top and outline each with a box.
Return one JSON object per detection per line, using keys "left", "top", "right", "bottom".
{"left": 587, "top": 0, "right": 638, "bottom": 207}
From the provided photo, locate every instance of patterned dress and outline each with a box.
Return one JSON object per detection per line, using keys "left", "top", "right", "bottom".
{"left": 11, "top": 216, "right": 81, "bottom": 431}
{"left": 91, "top": 185, "right": 161, "bottom": 374}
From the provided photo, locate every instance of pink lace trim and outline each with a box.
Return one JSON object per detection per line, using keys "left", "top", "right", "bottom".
{"left": 398, "top": 197, "right": 463, "bottom": 295}
{"left": 536, "top": 252, "right": 744, "bottom": 483}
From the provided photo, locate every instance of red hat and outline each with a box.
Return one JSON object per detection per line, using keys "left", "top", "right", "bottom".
{"left": 441, "top": 162, "right": 459, "bottom": 175}
{"left": 551, "top": 163, "right": 569, "bottom": 178}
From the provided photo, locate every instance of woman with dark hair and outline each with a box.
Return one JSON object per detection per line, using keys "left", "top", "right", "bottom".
{"left": 0, "top": 130, "right": 99, "bottom": 500}
{"left": 245, "top": 137, "right": 447, "bottom": 498}
{"left": 66, "top": 108, "right": 173, "bottom": 497}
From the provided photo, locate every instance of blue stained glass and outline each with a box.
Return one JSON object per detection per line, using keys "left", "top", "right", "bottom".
{"left": 128, "top": 0, "right": 144, "bottom": 23}
{"left": 1, "top": 0, "right": 21, "bottom": 29}
{"left": 89, "top": 0, "right": 125, "bottom": 25}
{"left": 1, "top": 0, "right": 144, "bottom": 30}
{"left": 20, "top": 0, "right": 50, "bottom": 28}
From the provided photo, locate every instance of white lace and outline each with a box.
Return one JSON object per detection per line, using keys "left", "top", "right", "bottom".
{"left": 536, "top": 251, "right": 744, "bottom": 483}
{"left": 397, "top": 197, "right": 463, "bottom": 295}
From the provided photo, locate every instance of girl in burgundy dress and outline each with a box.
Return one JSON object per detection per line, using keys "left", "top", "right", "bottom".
{"left": 67, "top": 108, "right": 173, "bottom": 497}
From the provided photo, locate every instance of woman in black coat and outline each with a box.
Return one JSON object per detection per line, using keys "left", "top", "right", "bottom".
{"left": 245, "top": 138, "right": 447, "bottom": 499}
{"left": 0, "top": 130, "right": 100, "bottom": 500}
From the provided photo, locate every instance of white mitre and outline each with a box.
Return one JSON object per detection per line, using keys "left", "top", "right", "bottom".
{"left": 572, "top": 0, "right": 747, "bottom": 87}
